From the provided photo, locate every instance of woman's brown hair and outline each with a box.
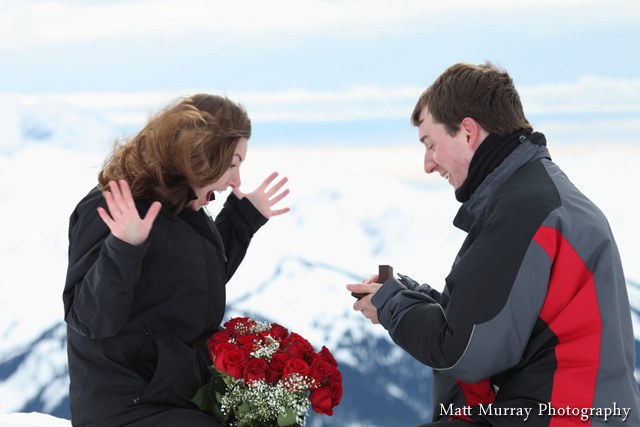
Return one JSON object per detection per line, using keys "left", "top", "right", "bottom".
{"left": 411, "top": 62, "right": 533, "bottom": 137}
{"left": 98, "top": 94, "right": 251, "bottom": 215}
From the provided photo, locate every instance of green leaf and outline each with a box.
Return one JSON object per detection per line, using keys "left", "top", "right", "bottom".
{"left": 211, "top": 404, "right": 226, "bottom": 423}
{"left": 191, "top": 383, "right": 213, "bottom": 411}
{"left": 238, "top": 401, "right": 252, "bottom": 416}
{"left": 277, "top": 407, "right": 298, "bottom": 426}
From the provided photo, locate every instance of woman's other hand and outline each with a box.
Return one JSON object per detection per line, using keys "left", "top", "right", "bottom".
{"left": 97, "top": 180, "right": 162, "bottom": 246}
{"left": 233, "top": 172, "right": 290, "bottom": 219}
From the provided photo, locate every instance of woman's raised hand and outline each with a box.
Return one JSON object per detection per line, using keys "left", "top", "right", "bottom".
{"left": 97, "top": 180, "right": 162, "bottom": 246}
{"left": 233, "top": 172, "right": 290, "bottom": 219}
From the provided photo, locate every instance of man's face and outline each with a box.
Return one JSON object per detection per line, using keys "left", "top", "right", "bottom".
{"left": 418, "top": 109, "right": 475, "bottom": 190}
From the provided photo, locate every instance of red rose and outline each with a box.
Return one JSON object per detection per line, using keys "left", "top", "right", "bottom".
{"left": 283, "top": 358, "right": 311, "bottom": 378}
{"left": 224, "top": 317, "right": 256, "bottom": 337}
{"left": 221, "top": 348, "right": 250, "bottom": 379}
{"left": 269, "top": 323, "right": 289, "bottom": 340}
{"left": 257, "top": 330, "right": 271, "bottom": 342}
{"left": 236, "top": 334, "right": 259, "bottom": 352}
{"left": 213, "top": 342, "right": 237, "bottom": 372}
{"left": 330, "top": 382, "right": 343, "bottom": 407}
{"left": 265, "top": 352, "right": 290, "bottom": 384}
{"left": 309, "top": 358, "right": 332, "bottom": 387}
{"left": 243, "top": 357, "right": 269, "bottom": 384}
{"left": 281, "top": 332, "right": 314, "bottom": 360}
{"left": 328, "top": 364, "right": 342, "bottom": 386}
{"left": 207, "top": 329, "right": 233, "bottom": 360}
{"left": 282, "top": 358, "right": 312, "bottom": 392}
{"left": 317, "top": 346, "right": 338, "bottom": 367}
{"left": 309, "top": 386, "right": 333, "bottom": 416}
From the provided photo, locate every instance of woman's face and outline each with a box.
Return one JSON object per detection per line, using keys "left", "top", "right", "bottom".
{"left": 188, "top": 137, "right": 248, "bottom": 210}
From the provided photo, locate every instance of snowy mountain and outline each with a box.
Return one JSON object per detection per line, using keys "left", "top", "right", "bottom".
{"left": 1, "top": 100, "right": 639, "bottom": 425}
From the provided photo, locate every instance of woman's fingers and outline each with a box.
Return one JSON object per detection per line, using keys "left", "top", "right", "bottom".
{"left": 102, "top": 189, "right": 118, "bottom": 219}
{"left": 258, "top": 171, "right": 279, "bottom": 192}
{"left": 143, "top": 201, "right": 162, "bottom": 226}
{"left": 98, "top": 180, "right": 160, "bottom": 246}
{"left": 119, "top": 180, "right": 137, "bottom": 212}
{"left": 270, "top": 207, "right": 291, "bottom": 217}
{"left": 266, "top": 176, "right": 288, "bottom": 198}
{"left": 109, "top": 181, "right": 125, "bottom": 216}
{"left": 96, "top": 206, "right": 114, "bottom": 229}
{"left": 269, "top": 188, "right": 290, "bottom": 206}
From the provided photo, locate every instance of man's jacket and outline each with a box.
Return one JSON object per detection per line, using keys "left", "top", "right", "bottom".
{"left": 373, "top": 133, "right": 640, "bottom": 426}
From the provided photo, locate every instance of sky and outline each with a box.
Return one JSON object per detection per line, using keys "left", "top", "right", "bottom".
{"left": 1, "top": 0, "right": 640, "bottom": 328}
{"left": 1, "top": 2, "right": 640, "bottom": 419}
{"left": 1, "top": 0, "right": 639, "bottom": 150}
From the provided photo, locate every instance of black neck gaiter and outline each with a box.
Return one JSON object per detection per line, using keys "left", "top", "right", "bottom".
{"left": 455, "top": 129, "right": 531, "bottom": 203}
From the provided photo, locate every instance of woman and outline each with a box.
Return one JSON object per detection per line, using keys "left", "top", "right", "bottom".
{"left": 63, "top": 94, "right": 289, "bottom": 426}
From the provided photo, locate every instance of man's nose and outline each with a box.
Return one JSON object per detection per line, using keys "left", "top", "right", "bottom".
{"left": 424, "top": 152, "right": 437, "bottom": 174}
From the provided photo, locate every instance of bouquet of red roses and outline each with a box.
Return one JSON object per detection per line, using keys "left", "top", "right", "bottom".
{"left": 193, "top": 317, "right": 342, "bottom": 427}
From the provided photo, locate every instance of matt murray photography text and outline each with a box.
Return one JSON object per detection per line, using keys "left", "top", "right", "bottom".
{"left": 440, "top": 402, "right": 631, "bottom": 422}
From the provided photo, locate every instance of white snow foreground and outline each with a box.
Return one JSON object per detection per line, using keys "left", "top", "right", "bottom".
{"left": 0, "top": 413, "right": 71, "bottom": 427}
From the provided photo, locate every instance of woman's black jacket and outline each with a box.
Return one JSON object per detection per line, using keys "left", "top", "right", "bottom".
{"left": 63, "top": 187, "right": 267, "bottom": 426}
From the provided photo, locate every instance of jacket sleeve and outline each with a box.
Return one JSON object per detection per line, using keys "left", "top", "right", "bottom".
{"left": 397, "top": 273, "right": 445, "bottom": 305}
{"left": 214, "top": 193, "right": 268, "bottom": 281}
{"left": 373, "top": 189, "right": 554, "bottom": 383}
{"left": 63, "top": 192, "right": 151, "bottom": 339}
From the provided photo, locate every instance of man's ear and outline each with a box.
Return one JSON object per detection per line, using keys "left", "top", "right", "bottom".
{"left": 461, "top": 117, "right": 488, "bottom": 151}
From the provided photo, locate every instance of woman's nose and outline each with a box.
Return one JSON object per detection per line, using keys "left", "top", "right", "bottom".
{"left": 228, "top": 168, "right": 241, "bottom": 188}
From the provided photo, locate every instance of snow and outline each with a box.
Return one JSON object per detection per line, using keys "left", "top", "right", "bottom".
{"left": 0, "top": 101, "right": 639, "bottom": 417}
{"left": 0, "top": 413, "right": 70, "bottom": 427}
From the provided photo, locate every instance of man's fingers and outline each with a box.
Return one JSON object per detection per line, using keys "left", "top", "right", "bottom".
{"left": 347, "top": 283, "right": 380, "bottom": 294}
{"left": 362, "top": 274, "right": 379, "bottom": 285}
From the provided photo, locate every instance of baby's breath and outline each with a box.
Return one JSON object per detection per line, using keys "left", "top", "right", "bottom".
{"left": 221, "top": 378, "right": 311, "bottom": 426}
{"left": 249, "top": 319, "right": 273, "bottom": 334}
{"left": 251, "top": 335, "right": 281, "bottom": 360}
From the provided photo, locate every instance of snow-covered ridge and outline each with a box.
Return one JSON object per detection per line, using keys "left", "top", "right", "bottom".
{"left": 1, "top": 97, "right": 639, "bottom": 426}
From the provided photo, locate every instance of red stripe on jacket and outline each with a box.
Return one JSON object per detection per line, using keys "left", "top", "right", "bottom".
{"left": 452, "top": 378, "right": 496, "bottom": 422}
{"left": 533, "top": 225, "right": 602, "bottom": 426}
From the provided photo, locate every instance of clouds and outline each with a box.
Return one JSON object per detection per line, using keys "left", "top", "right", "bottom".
{"left": 0, "top": 0, "right": 422, "bottom": 50}
{"left": 4, "top": 75, "right": 639, "bottom": 127}
{"left": 521, "top": 76, "right": 640, "bottom": 114}
{"left": 0, "top": 0, "right": 639, "bottom": 146}
{"left": 2, "top": 0, "right": 639, "bottom": 97}
{"left": 2, "top": 0, "right": 638, "bottom": 51}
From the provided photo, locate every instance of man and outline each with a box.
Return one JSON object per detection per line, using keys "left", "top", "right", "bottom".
{"left": 348, "top": 62, "right": 640, "bottom": 426}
